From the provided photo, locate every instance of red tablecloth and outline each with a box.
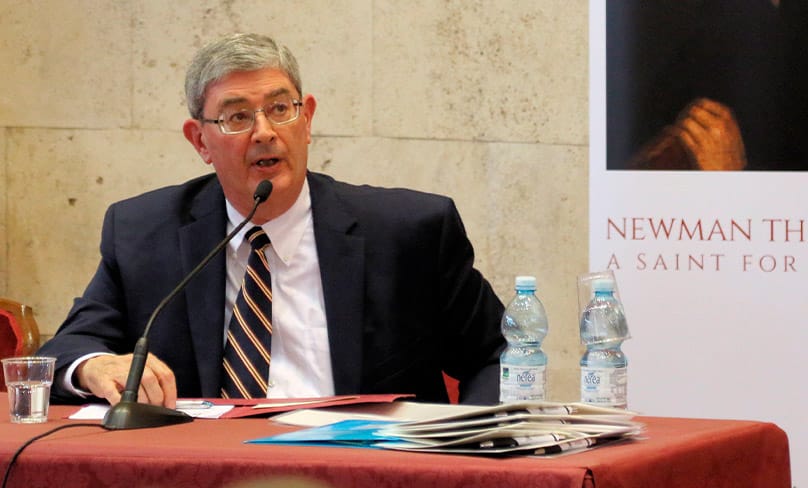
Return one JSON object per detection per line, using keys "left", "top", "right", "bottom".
{"left": 0, "top": 397, "right": 791, "bottom": 488}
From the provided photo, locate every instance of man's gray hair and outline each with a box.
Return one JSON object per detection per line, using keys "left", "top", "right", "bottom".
{"left": 184, "top": 33, "right": 302, "bottom": 120}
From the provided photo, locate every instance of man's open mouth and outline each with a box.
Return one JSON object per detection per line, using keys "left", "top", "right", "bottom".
{"left": 255, "top": 158, "right": 279, "bottom": 167}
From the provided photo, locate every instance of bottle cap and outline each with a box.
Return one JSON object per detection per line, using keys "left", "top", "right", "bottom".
{"left": 514, "top": 275, "right": 537, "bottom": 291}
{"left": 591, "top": 277, "right": 615, "bottom": 293}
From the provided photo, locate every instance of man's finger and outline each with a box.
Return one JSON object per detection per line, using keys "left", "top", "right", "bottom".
{"left": 139, "top": 366, "right": 166, "bottom": 406}
{"left": 99, "top": 380, "right": 123, "bottom": 406}
{"left": 141, "top": 354, "right": 178, "bottom": 408}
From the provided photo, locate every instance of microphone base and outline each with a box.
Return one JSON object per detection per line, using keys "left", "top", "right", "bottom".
{"left": 102, "top": 401, "right": 193, "bottom": 430}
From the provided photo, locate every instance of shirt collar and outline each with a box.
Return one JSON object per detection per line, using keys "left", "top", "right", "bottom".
{"left": 225, "top": 178, "right": 312, "bottom": 266}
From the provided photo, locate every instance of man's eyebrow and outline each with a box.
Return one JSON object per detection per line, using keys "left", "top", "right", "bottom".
{"left": 264, "top": 87, "right": 292, "bottom": 100}
{"left": 219, "top": 96, "right": 249, "bottom": 109}
{"left": 218, "top": 88, "right": 295, "bottom": 110}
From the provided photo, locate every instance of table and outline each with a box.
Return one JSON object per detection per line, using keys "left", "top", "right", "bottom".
{"left": 0, "top": 396, "right": 791, "bottom": 488}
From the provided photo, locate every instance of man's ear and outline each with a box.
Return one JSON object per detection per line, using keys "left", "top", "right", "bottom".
{"left": 183, "top": 118, "right": 212, "bottom": 164}
{"left": 302, "top": 94, "right": 317, "bottom": 144}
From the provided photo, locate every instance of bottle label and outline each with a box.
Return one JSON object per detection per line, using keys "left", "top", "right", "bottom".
{"left": 580, "top": 366, "right": 627, "bottom": 408}
{"left": 500, "top": 364, "right": 546, "bottom": 402}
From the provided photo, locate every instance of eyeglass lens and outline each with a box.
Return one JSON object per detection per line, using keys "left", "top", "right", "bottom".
{"left": 220, "top": 97, "right": 300, "bottom": 133}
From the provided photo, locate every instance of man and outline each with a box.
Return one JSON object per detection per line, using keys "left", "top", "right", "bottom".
{"left": 38, "top": 33, "right": 505, "bottom": 407}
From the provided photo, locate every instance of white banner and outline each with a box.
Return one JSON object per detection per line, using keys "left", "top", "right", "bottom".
{"left": 590, "top": 1, "right": 807, "bottom": 485}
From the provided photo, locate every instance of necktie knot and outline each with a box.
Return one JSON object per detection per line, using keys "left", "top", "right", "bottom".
{"left": 245, "top": 226, "right": 270, "bottom": 251}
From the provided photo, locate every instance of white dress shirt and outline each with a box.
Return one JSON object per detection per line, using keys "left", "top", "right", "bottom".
{"left": 225, "top": 179, "right": 334, "bottom": 398}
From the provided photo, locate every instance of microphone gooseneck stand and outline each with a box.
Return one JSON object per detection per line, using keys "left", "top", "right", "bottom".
{"left": 102, "top": 180, "right": 273, "bottom": 430}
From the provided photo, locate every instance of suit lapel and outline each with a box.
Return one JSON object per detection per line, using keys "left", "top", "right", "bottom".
{"left": 179, "top": 177, "right": 227, "bottom": 397}
{"left": 308, "top": 173, "right": 365, "bottom": 395}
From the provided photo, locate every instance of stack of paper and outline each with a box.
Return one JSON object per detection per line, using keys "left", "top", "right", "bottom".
{"left": 251, "top": 401, "right": 644, "bottom": 456}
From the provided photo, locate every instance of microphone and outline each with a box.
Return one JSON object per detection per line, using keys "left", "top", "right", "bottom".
{"left": 103, "top": 179, "right": 273, "bottom": 430}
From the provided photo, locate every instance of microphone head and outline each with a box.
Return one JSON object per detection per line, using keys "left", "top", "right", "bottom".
{"left": 254, "top": 180, "right": 273, "bottom": 203}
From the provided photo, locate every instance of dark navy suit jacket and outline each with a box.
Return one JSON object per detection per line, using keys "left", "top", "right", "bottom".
{"left": 40, "top": 172, "right": 505, "bottom": 404}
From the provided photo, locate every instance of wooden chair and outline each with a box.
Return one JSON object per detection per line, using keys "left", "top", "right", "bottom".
{"left": 0, "top": 298, "right": 41, "bottom": 391}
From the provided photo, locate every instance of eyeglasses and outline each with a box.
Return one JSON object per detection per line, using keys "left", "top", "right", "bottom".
{"left": 201, "top": 98, "right": 303, "bottom": 135}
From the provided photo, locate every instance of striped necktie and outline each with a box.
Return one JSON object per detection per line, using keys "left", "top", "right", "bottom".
{"left": 221, "top": 226, "right": 273, "bottom": 398}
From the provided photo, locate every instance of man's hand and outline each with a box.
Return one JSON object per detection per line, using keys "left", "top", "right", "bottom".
{"left": 674, "top": 98, "right": 747, "bottom": 171}
{"left": 75, "top": 354, "right": 178, "bottom": 408}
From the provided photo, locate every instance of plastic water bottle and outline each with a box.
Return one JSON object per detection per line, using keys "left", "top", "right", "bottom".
{"left": 499, "top": 275, "right": 549, "bottom": 402}
{"left": 579, "top": 277, "right": 630, "bottom": 409}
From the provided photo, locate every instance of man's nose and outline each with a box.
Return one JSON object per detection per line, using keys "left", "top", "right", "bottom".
{"left": 251, "top": 110, "right": 277, "bottom": 143}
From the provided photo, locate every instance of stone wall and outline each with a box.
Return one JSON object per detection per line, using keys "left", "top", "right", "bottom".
{"left": 0, "top": 0, "right": 588, "bottom": 401}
